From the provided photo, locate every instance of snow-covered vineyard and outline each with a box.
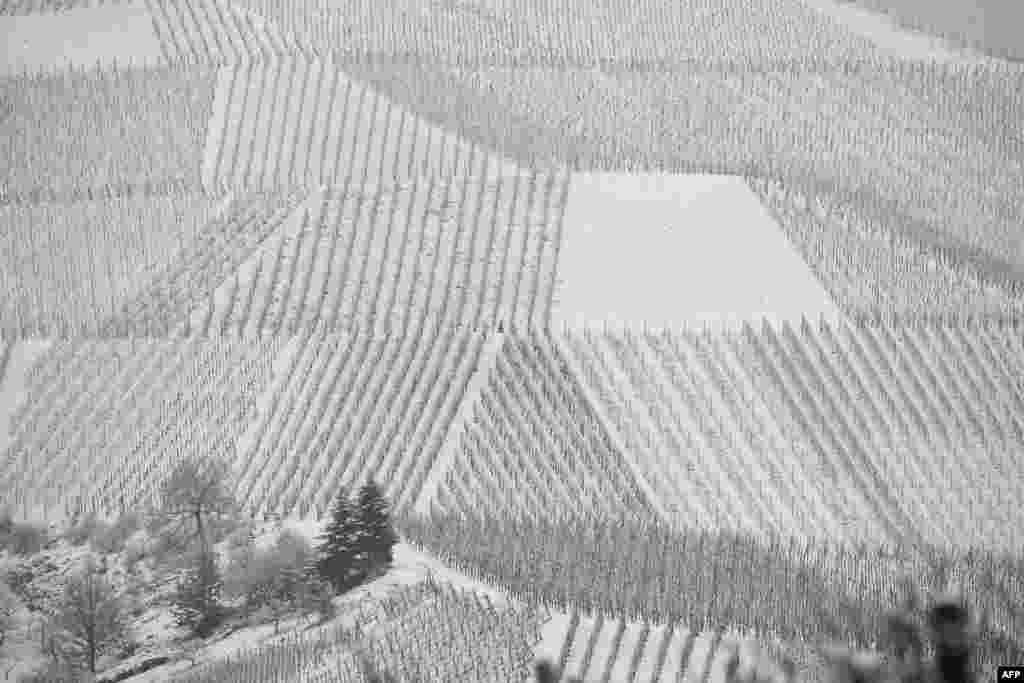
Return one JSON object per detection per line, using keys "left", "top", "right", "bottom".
{"left": 1, "top": 0, "right": 1023, "bottom": 680}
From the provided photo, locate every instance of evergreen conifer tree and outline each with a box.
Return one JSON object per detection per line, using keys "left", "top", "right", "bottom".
{"left": 315, "top": 487, "right": 364, "bottom": 594}
{"left": 354, "top": 480, "right": 398, "bottom": 577}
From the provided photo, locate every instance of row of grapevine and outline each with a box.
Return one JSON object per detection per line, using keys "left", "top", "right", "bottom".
{"left": 0, "top": 0, "right": 124, "bottom": 14}
{"left": 231, "top": 324, "right": 486, "bottom": 520}
{"left": 396, "top": 511, "right": 1024, "bottom": 675}
{"left": 180, "top": 188, "right": 320, "bottom": 337}
{"left": 735, "top": 322, "right": 904, "bottom": 545}
{"left": 98, "top": 188, "right": 307, "bottom": 337}
{"left": 351, "top": 58, "right": 1022, "bottom": 295}
{"left": 748, "top": 176, "right": 1024, "bottom": 319}
{"left": 436, "top": 330, "right": 657, "bottom": 523}
{"left": 169, "top": 580, "right": 448, "bottom": 683}
{"left": 0, "top": 61, "right": 215, "bottom": 199}
{"left": 201, "top": 57, "right": 527, "bottom": 192}
{"left": 351, "top": 582, "right": 542, "bottom": 682}
{"left": 558, "top": 326, "right": 812, "bottom": 542}
{"left": 145, "top": 0, "right": 296, "bottom": 64}
{"left": 0, "top": 336, "right": 279, "bottom": 520}
{"left": 189, "top": 168, "right": 566, "bottom": 337}
{"left": 0, "top": 175, "right": 218, "bottom": 208}
{"left": 0, "top": 190, "right": 223, "bottom": 336}
{"left": 414, "top": 331, "right": 505, "bottom": 515}
{"left": 169, "top": 578, "right": 539, "bottom": 682}
{"left": 0, "top": 339, "right": 11, "bottom": 387}
{"left": 559, "top": 319, "right": 1024, "bottom": 554}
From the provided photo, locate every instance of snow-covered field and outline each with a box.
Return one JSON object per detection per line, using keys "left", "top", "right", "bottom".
{"left": 795, "top": 0, "right": 1000, "bottom": 63}
{"left": 551, "top": 173, "right": 843, "bottom": 331}
{"left": 0, "top": 1, "right": 163, "bottom": 75}
{"left": 0, "top": 340, "right": 51, "bottom": 459}
{"left": 0, "top": 514, "right": 519, "bottom": 683}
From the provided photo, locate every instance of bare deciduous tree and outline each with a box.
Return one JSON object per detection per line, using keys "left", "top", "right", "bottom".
{"left": 54, "top": 556, "right": 128, "bottom": 675}
{"left": 157, "top": 456, "right": 237, "bottom": 551}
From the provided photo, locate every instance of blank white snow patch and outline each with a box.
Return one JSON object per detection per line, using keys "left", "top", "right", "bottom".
{"left": 0, "top": 1, "right": 163, "bottom": 75}
{"left": 552, "top": 173, "right": 842, "bottom": 331}
{"left": 0, "top": 340, "right": 52, "bottom": 459}
{"left": 795, "top": 0, "right": 996, "bottom": 64}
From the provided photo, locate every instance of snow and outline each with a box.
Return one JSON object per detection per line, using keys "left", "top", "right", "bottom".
{"left": 609, "top": 621, "right": 645, "bottom": 681}
{"left": 0, "top": 340, "right": 52, "bottom": 461}
{"left": 0, "top": 514, "right": 515, "bottom": 681}
{"left": 415, "top": 332, "right": 504, "bottom": 515}
{"left": 269, "top": 521, "right": 514, "bottom": 606}
{"left": 563, "top": 614, "right": 595, "bottom": 679}
{"left": 584, "top": 617, "right": 621, "bottom": 680}
{"left": 661, "top": 626, "right": 692, "bottom": 683}
{"left": 795, "top": 0, "right": 1000, "bottom": 64}
{"left": 0, "top": 603, "right": 46, "bottom": 683}
{"left": 635, "top": 624, "right": 669, "bottom": 683}
{"left": 551, "top": 173, "right": 843, "bottom": 332}
{"left": 0, "top": 1, "right": 163, "bottom": 75}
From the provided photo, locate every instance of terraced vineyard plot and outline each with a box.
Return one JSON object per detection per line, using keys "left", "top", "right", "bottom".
{"left": 560, "top": 321, "right": 1024, "bottom": 554}
{"left": 400, "top": 511, "right": 1024, "bottom": 673}
{"left": 194, "top": 170, "right": 566, "bottom": 336}
{"left": 232, "top": 325, "right": 486, "bottom": 520}
{"left": 100, "top": 188, "right": 308, "bottom": 336}
{"left": 231, "top": 0, "right": 878, "bottom": 65}
{"left": 162, "top": 579, "right": 515, "bottom": 682}
{"left": 0, "top": 190, "right": 223, "bottom": 336}
{"left": 145, "top": 0, "right": 293, "bottom": 63}
{"left": 557, "top": 326, "right": 881, "bottom": 547}
{"left": 351, "top": 60, "right": 1024, "bottom": 291}
{"left": 0, "top": 62, "right": 216, "bottom": 200}
{"left": 749, "top": 176, "right": 1024, "bottom": 320}
{"left": 203, "top": 57, "right": 526, "bottom": 192}
{"left": 434, "top": 332, "right": 658, "bottom": 523}
{"left": 0, "top": 336, "right": 279, "bottom": 520}
{"left": 0, "top": 0, "right": 127, "bottom": 14}
{"left": 353, "top": 583, "right": 543, "bottom": 682}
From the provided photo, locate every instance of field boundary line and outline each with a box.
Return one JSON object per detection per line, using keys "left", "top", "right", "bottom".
{"left": 413, "top": 330, "right": 505, "bottom": 516}
{"left": 0, "top": 339, "right": 13, "bottom": 390}
{"left": 547, "top": 325, "right": 669, "bottom": 523}
{"left": 184, "top": 186, "right": 324, "bottom": 336}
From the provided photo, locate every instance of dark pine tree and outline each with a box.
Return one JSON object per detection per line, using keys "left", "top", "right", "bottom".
{"left": 354, "top": 480, "right": 398, "bottom": 577}
{"left": 314, "top": 486, "right": 364, "bottom": 594}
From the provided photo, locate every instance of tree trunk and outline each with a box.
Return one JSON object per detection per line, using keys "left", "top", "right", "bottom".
{"left": 195, "top": 509, "right": 204, "bottom": 547}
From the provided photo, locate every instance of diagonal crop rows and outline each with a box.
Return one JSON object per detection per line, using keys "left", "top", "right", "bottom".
{"left": 201, "top": 169, "right": 567, "bottom": 336}
{"left": 561, "top": 320, "right": 1024, "bottom": 554}
{"left": 145, "top": 0, "right": 294, "bottom": 64}
{"left": 1, "top": 62, "right": 216, "bottom": 201}
{"left": 203, "top": 57, "right": 530, "bottom": 192}
{"left": 0, "top": 0, "right": 125, "bottom": 15}
{"left": 0, "top": 191, "right": 221, "bottom": 336}
{"left": 545, "top": 610, "right": 745, "bottom": 683}
{"left": 749, "top": 176, "right": 1024, "bottom": 320}
{"left": 232, "top": 324, "right": 486, "bottom": 520}
{"left": 438, "top": 330, "right": 658, "bottom": 524}
{"left": 101, "top": 188, "right": 307, "bottom": 336}
{"left": 0, "top": 337, "right": 279, "bottom": 520}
